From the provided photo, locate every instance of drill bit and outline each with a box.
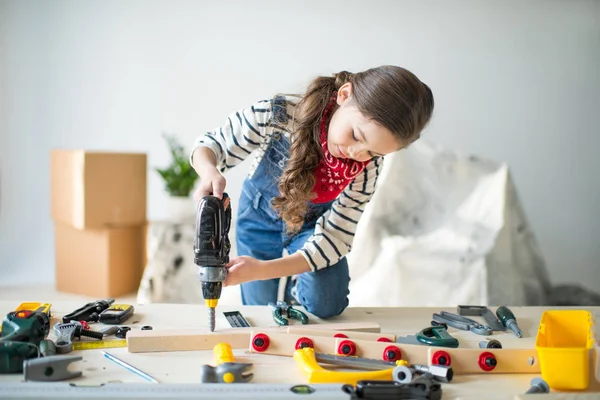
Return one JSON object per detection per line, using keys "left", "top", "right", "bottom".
{"left": 208, "top": 307, "right": 216, "bottom": 332}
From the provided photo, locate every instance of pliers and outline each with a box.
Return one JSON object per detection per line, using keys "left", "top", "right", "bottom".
{"left": 268, "top": 301, "right": 309, "bottom": 326}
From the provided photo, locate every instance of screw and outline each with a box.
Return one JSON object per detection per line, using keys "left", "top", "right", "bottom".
{"left": 525, "top": 377, "right": 550, "bottom": 394}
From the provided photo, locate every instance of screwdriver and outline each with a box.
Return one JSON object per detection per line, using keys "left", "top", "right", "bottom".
{"left": 496, "top": 306, "right": 523, "bottom": 338}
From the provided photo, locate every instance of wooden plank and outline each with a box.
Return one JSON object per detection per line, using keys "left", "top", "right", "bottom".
{"left": 126, "top": 322, "right": 381, "bottom": 353}
{"left": 286, "top": 326, "right": 394, "bottom": 341}
{"left": 426, "top": 347, "right": 540, "bottom": 374}
{"left": 127, "top": 330, "right": 250, "bottom": 353}
{"left": 248, "top": 331, "right": 416, "bottom": 363}
{"left": 307, "top": 321, "right": 381, "bottom": 333}
{"left": 247, "top": 331, "right": 541, "bottom": 374}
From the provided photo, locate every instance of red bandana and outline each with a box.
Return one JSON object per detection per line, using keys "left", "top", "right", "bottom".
{"left": 312, "top": 93, "right": 370, "bottom": 203}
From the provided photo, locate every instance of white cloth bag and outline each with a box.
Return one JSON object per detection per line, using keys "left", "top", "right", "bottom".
{"left": 347, "top": 140, "right": 551, "bottom": 307}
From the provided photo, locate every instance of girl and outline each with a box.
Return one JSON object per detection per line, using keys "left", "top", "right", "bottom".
{"left": 190, "top": 65, "right": 434, "bottom": 319}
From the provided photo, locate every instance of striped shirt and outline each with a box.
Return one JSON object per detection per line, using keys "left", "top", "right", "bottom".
{"left": 190, "top": 96, "right": 383, "bottom": 271}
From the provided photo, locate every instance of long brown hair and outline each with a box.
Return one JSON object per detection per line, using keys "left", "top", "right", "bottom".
{"left": 272, "top": 65, "right": 434, "bottom": 234}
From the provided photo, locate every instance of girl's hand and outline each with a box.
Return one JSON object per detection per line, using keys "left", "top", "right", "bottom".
{"left": 224, "top": 256, "right": 265, "bottom": 286}
{"left": 193, "top": 166, "right": 227, "bottom": 201}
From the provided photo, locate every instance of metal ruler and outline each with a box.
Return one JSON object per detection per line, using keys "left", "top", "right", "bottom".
{"left": 0, "top": 382, "right": 349, "bottom": 399}
{"left": 72, "top": 340, "right": 127, "bottom": 351}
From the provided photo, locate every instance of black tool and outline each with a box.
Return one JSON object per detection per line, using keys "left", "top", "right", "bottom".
{"left": 347, "top": 374, "right": 442, "bottom": 400}
{"left": 224, "top": 311, "right": 251, "bottom": 328}
{"left": 62, "top": 299, "right": 115, "bottom": 323}
{"left": 194, "top": 193, "right": 232, "bottom": 332}
{"left": 98, "top": 304, "right": 134, "bottom": 325}
{"left": 457, "top": 305, "right": 505, "bottom": 331}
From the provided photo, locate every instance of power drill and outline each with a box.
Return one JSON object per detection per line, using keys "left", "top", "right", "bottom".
{"left": 194, "top": 193, "right": 232, "bottom": 332}
{"left": 0, "top": 308, "right": 51, "bottom": 373}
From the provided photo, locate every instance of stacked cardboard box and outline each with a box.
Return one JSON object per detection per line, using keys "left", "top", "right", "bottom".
{"left": 50, "top": 150, "right": 148, "bottom": 297}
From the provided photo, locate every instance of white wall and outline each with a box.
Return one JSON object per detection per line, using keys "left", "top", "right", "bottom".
{"left": 1, "top": 0, "right": 599, "bottom": 291}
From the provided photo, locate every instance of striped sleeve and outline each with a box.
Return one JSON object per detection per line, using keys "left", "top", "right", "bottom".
{"left": 298, "top": 156, "right": 384, "bottom": 271}
{"left": 189, "top": 99, "right": 274, "bottom": 174}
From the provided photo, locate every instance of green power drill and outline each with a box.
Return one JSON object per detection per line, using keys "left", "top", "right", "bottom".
{"left": 0, "top": 308, "right": 51, "bottom": 373}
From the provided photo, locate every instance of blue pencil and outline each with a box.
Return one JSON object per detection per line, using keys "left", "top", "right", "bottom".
{"left": 102, "top": 351, "right": 159, "bottom": 383}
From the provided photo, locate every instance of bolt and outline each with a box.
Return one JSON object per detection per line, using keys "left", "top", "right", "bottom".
{"left": 479, "top": 339, "right": 502, "bottom": 349}
{"left": 525, "top": 377, "right": 550, "bottom": 394}
{"left": 411, "top": 364, "right": 453, "bottom": 383}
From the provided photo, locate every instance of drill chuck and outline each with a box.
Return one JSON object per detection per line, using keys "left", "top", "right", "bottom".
{"left": 201, "top": 281, "right": 224, "bottom": 301}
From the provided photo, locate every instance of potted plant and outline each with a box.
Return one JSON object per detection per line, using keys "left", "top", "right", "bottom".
{"left": 156, "top": 133, "right": 199, "bottom": 222}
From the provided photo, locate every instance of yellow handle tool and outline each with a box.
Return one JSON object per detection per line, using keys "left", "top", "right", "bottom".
{"left": 202, "top": 343, "right": 253, "bottom": 383}
{"left": 214, "top": 342, "right": 235, "bottom": 365}
{"left": 293, "top": 347, "right": 400, "bottom": 386}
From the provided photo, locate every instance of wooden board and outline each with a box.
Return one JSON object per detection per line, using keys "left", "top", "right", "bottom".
{"left": 127, "top": 321, "right": 381, "bottom": 353}
{"left": 247, "top": 331, "right": 541, "bottom": 374}
{"left": 127, "top": 330, "right": 250, "bottom": 353}
{"left": 286, "top": 326, "right": 395, "bottom": 342}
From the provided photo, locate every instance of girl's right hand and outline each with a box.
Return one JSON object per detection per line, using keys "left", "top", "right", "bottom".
{"left": 193, "top": 166, "right": 227, "bottom": 201}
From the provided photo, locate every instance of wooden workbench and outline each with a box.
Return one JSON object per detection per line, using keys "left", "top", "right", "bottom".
{"left": 0, "top": 301, "right": 599, "bottom": 399}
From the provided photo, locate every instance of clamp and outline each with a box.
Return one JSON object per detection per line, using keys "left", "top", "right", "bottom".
{"left": 23, "top": 355, "right": 82, "bottom": 381}
{"left": 268, "top": 301, "right": 309, "bottom": 326}
{"left": 293, "top": 346, "right": 402, "bottom": 385}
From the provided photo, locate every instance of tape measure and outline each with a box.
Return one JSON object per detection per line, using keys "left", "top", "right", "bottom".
{"left": 72, "top": 339, "right": 127, "bottom": 350}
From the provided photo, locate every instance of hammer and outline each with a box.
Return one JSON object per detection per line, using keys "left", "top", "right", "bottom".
{"left": 200, "top": 343, "right": 253, "bottom": 383}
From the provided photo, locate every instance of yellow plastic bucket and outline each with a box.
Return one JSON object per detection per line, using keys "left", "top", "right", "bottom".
{"left": 535, "top": 310, "right": 595, "bottom": 390}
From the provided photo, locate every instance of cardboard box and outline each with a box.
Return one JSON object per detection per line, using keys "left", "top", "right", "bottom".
{"left": 51, "top": 150, "right": 147, "bottom": 229}
{"left": 55, "top": 223, "right": 148, "bottom": 298}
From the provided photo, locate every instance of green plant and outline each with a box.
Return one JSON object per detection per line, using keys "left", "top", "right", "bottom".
{"left": 155, "top": 133, "right": 198, "bottom": 197}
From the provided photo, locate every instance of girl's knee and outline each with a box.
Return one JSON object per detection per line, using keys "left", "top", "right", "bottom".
{"left": 303, "top": 297, "right": 349, "bottom": 319}
{"left": 294, "top": 284, "right": 349, "bottom": 319}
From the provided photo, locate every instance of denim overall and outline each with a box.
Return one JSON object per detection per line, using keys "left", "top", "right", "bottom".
{"left": 235, "top": 132, "right": 350, "bottom": 319}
